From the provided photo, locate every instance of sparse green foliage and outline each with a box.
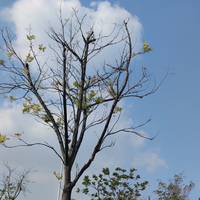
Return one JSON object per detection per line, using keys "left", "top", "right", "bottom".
{"left": 113, "top": 106, "right": 123, "bottom": 114}
{"left": 22, "top": 102, "right": 43, "bottom": 114}
{"left": 0, "top": 133, "right": 9, "bottom": 144}
{"left": 38, "top": 44, "right": 46, "bottom": 52}
{"left": 73, "top": 81, "right": 79, "bottom": 87}
{"left": 153, "top": 172, "right": 195, "bottom": 200}
{"left": 25, "top": 53, "right": 34, "bottom": 63}
{"left": 41, "top": 114, "right": 51, "bottom": 123}
{"left": 57, "top": 117, "right": 64, "bottom": 126}
{"left": 0, "top": 59, "right": 5, "bottom": 65}
{"left": 0, "top": 163, "right": 31, "bottom": 200}
{"left": 14, "top": 133, "right": 22, "bottom": 137}
{"left": 142, "top": 41, "right": 153, "bottom": 53}
{"left": 26, "top": 35, "right": 35, "bottom": 40}
{"left": 6, "top": 52, "right": 13, "bottom": 58}
{"left": 9, "top": 95, "right": 15, "bottom": 102}
{"left": 53, "top": 171, "right": 63, "bottom": 180}
{"left": 77, "top": 167, "right": 149, "bottom": 200}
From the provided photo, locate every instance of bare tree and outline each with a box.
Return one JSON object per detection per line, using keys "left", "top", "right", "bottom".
{"left": 0, "top": 8, "right": 168, "bottom": 200}
{"left": 0, "top": 162, "right": 31, "bottom": 200}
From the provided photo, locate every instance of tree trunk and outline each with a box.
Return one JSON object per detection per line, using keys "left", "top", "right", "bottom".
{"left": 62, "top": 187, "right": 72, "bottom": 200}
{"left": 62, "top": 166, "right": 72, "bottom": 200}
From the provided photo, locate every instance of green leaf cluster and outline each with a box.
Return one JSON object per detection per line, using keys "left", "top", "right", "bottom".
{"left": 72, "top": 89, "right": 104, "bottom": 110}
{"left": 26, "top": 35, "right": 36, "bottom": 40}
{"left": 77, "top": 167, "right": 148, "bottom": 200}
{"left": 87, "top": 90, "right": 104, "bottom": 104}
{"left": 53, "top": 171, "right": 63, "bottom": 180}
{"left": 0, "top": 59, "right": 6, "bottom": 65}
{"left": 104, "top": 77, "right": 119, "bottom": 98}
{"left": 57, "top": 117, "right": 64, "bottom": 126}
{"left": 25, "top": 53, "right": 34, "bottom": 63}
{"left": 73, "top": 81, "right": 80, "bottom": 87}
{"left": 41, "top": 114, "right": 51, "bottom": 123}
{"left": 113, "top": 106, "right": 123, "bottom": 114}
{"left": 9, "top": 95, "right": 16, "bottom": 102}
{"left": 22, "top": 102, "right": 43, "bottom": 114}
{"left": 94, "top": 96, "right": 103, "bottom": 104}
{"left": 87, "top": 90, "right": 98, "bottom": 101}
{"left": 3, "top": 95, "right": 16, "bottom": 102}
{"left": 7, "top": 52, "right": 13, "bottom": 58}
{"left": 143, "top": 41, "right": 153, "bottom": 53}
{"left": 0, "top": 133, "right": 9, "bottom": 143}
{"left": 38, "top": 44, "right": 46, "bottom": 52}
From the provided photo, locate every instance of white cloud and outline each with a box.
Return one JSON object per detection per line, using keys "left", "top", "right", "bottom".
{"left": 132, "top": 148, "right": 168, "bottom": 172}
{"left": 0, "top": 0, "right": 143, "bottom": 65}
{"left": 130, "top": 130, "right": 147, "bottom": 149}
{"left": 90, "top": 1, "right": 98, "bottom": 7}
{"left": 0, "top": 101, "right": 23, "bottom": 133}
{"left": 0, "top": 101, "right": 56, "bottom": 142}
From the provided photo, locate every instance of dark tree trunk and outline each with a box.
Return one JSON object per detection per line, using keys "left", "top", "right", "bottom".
{"left": 62, "top": 166, "right": 72, "bottom": 200}
{"left": 62, "top": 187, "right": 72, "bottom": 200}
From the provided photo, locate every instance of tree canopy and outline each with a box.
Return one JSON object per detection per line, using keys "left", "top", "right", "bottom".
{"left": 77, "top": 167, "right": 148, "bottom": 200}
{"left": 153, "top": 172, "right": 195, "bottom": 200}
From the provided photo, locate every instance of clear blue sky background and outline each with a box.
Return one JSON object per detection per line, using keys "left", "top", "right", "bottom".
{"left": 0, "top": 0, "right": 200, "bottom": 199}
{"left": 123, "top": 0, "right": 200, "bottom": 198}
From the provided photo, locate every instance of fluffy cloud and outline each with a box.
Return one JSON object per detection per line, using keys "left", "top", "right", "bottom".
{"left": 0, "top": 101, "right": 56, "bottom": 141}
{"left": 132, "top": 148, "right": 168, "bottom": 172}
{"left": 0, "top": 0, "right": 143, "bottom": 65}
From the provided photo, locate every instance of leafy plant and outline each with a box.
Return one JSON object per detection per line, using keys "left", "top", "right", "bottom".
{"left": 77, "top": 167, "right": 149, "bottom": 200}
{"left": 153, "top": 172, "right": 195, "bottom": 200}
{"left": 0, "top": 163, "right": 32, "bottom": 200}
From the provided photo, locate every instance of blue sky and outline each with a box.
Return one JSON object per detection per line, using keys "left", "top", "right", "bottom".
{"left": 0, "top": 0, "right": 200, "bottom": 199}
